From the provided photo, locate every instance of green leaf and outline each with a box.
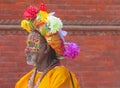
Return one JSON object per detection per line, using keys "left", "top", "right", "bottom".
{"left": 41, "top": 27, "right": 49, "bottom": 36}
{"left": 38, "top": 14, "right": 42, "bottom": 19}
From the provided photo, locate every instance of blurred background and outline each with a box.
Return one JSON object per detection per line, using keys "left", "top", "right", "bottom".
{"left": 0, "top": 0, "right": 120, "bottom": 88}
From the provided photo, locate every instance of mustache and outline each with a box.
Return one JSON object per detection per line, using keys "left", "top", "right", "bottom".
{"left": 25, "top": 52, "right": 32, "bottom": 57}
{"left": 25, "top": 52, "right": 38, "bottom": 56}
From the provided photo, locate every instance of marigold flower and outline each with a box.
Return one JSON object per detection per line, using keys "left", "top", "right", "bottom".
{"left": 21, "top": 20, "right": 31, "bottom": 32}
{"left": 37, "top": 11, "right": 49, "bottom": 23}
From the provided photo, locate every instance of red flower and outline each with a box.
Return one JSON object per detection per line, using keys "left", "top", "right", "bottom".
{"left": 40, "top": 3, "right": 47, "bottom": 11}
{"left": 23, "top": 6, "right": 39, "bottom": 19}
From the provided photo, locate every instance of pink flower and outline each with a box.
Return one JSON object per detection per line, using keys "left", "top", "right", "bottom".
{"left": 63, "top": 42, "right": 80, "bottom": 59}
{"left": 23, "top": 6, "right": 39, "bottom": 19}
{"left": 39, "top": 3, "right": 47, "bottom": 11}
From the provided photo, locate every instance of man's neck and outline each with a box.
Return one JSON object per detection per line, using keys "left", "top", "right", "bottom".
{"left": 36, "top": 55, "right": 55, "bottom": 72}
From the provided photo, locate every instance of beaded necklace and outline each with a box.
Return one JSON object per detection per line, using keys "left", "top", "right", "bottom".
{"left": 28, "top": 60, "right": 59, "bottom": 88}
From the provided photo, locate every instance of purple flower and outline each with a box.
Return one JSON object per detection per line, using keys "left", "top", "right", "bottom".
{"left": 63, "top": 42, "right": 80, "bottom": 59}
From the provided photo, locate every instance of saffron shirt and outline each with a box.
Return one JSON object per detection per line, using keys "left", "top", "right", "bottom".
{"left": 15, "top": 66, "right": 80, "bottom": 88}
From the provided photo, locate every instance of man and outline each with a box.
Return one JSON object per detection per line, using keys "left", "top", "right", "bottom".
{"left": 15, "top": 3, "right": 80, "bottom": 88}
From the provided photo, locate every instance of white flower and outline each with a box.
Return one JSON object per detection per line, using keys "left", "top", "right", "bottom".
{"left": 47, "top": 15, "right": 63, "bottom": 33}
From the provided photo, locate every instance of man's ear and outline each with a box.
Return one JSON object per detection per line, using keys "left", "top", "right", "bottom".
{"left": 44, "top": 44, "right": 50, "bottom": 54}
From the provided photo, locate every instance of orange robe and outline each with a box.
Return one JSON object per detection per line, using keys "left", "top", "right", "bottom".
{"left": 15, "top": 66, "right": 80, "bottom": 88}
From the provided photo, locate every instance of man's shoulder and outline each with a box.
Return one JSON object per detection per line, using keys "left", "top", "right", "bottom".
{"left": 15, "top": 68, "right": 35, "bottom": 88}
{"left": 16, "top": 68, "right": 35, "bottom": 82}
{"left": 23, "top": 68, "right": 35, "bottom": 77}
{"left": 51, "top": 66, "right": 70, "bottom": 77}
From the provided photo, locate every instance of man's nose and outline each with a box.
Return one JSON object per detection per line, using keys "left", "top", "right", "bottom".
{"left": 24, "top": 47, "right": 31, "bottom": 53}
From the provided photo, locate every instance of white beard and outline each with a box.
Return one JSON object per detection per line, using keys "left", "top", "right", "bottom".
{"left": 26, "top": 54, "right": 37, "bottom": 66}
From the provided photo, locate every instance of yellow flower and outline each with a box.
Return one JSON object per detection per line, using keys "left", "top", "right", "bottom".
{"left": 21, "top": 20, "right": 31, "bottom": 32}
{"left": 38, "top": 11, "right": 49, "bottom": 22}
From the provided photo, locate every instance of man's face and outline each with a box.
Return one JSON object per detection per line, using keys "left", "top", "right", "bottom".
{"left": 25, "top": 32, "right": 40, "bottom": 66}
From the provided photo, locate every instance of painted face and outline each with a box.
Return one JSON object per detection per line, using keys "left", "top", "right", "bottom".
{"left": 25, "top": 32, "right": 40, "bottom": 66}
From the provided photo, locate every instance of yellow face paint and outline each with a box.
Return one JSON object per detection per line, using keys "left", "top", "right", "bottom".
{"left": 26, "top": 33, "right": 40, "bottom": 53}
{"left": 26, "top": 39, "right": 40, "bottom": 52}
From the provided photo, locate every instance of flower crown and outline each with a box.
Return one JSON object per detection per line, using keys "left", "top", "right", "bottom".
{"left": 21, "top": 3, "right": 80, "bottom": 59}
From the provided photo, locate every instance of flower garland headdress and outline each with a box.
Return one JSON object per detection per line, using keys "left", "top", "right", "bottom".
{"left": 21, "top": 3, "right": 80, "bottom": 59}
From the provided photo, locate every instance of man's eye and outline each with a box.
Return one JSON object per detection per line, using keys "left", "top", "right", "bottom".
{"left": 27, "top": 41, "right": 35, "bottom": 47}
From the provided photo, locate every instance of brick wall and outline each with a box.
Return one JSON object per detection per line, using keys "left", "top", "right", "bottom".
{"left": 0, "top": 0, "right": 120, "bottom": 88}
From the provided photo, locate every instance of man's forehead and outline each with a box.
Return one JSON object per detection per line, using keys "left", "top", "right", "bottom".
{"left": 28, "top": 32, "right": 40, "bottom": 40}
